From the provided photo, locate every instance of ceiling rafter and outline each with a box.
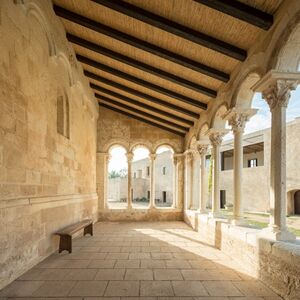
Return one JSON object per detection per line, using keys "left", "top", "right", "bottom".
{"left": 77, "top": 55, "right": 208, "bottom": 109}
{"left": 99, "top": 103, "right": 186, "bottom": 137}
{"left": 91, "top": 0, "right": 247, "bottom": 61}
{"left": 90, "top": 81, "right": 199, "bottom": 119}
{"left": 53, "top": 5, "right": 230, "bottom": 81}
{"left": 193, "top": 0, "right": 273, "bottom": 30}
{"left": 85, "top": 70, "right": 206, "bottom": 110}
{"left": 67, "top": 33, "right": 217, "bottom": 98}
{"left": 96, "top": 94, "right": 189, "bottom": 132}
{"left": 91, "top": 83, "right": 194, "bottom": 127}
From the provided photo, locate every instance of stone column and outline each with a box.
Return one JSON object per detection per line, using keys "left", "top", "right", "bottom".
{"left": 172, "top": 154, "right": 178, "bottom": 208}
{"left": 126, "top": 152, "right": 133, "bottom": 209}
{"left": 208, "top": 130, "right": 226, "bottom": 217}
{"left": 96, "top": 152, "right": 110, "bottom": 210}
{"left": 226, "top": 109, "right": 256, "bottom": 224}
{"left": 104, "top": 153, "right": 111, "bottom": 209}
{"left": 149, "top": 153, "right": 157, "bottom": 209}
{"left": 184, "top": 151, "right": 193, "bottom": 210}
{"left": 190, "top": 150, "right": 199, "bottom": 210}
{"left": 176, "top": 154, "right": 184, "bottom": 210}
{"left": 197, "top": 144, "right": 208, "bottom": 213}
{"left": 252, "top": 71, "right": 300, "bottom": 240}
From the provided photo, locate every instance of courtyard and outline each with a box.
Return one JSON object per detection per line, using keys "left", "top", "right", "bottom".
{"left": 0, "top": 221, "right": 281, "bottom": 299}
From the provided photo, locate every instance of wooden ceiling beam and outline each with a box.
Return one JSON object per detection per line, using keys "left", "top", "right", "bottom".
{"left": 92, "top": 0, "right": 247, "bottom": 61}
{"left": 96, "top": 94, "right": 189, "bottom": 132}
{"left": 193, "top": 0, "right": 273, "bottom": 30}
{"left": 99, "top": 103, "right": 186, "bottom": 137}
{"left": 85, "top": 70, "right": 207, "bottom": 110}
{"left": 67, "top": 33, "right": 218, "bottom": 97}
{"left": 53, "top": 5, "right": 230, "bottom": 81}
{"left": 91, "top": 83, "right": 194, "bottom": 126}
{"left": 90, "top": 81, "right": 199, "bottom": 119}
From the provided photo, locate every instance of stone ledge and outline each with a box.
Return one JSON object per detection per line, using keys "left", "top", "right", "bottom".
{"left": 0, "top": 192, "right": 98, "bottom": 209}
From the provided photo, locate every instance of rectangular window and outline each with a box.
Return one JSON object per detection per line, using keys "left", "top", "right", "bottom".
{"left": 133, "top": 172, "right": 136, "bottom": 178}
{"left": 220, "top": 190, "right": 226, "bottom": 209}
{"left": 162, "top": 166, "right": 166, "bottom": 175}
{"left": 162, "top": 191, "right": 167, "bottom": 203}
{"left": 147, "top": 166, "right": 150, "bottom": 176}
{"left": 248, "top": 159, "right": 258, "bottom": 168}
{"left": 147, "top": 190, "right": 150, "bottom": 200}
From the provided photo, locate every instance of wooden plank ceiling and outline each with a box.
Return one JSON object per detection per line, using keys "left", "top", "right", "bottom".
{"left": 53, "top": 0, "right": 282, "bottom": 137}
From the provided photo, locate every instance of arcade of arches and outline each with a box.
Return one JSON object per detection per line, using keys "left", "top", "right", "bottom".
{"left": 1, "top": 0, "right": 300, "bottom": 299}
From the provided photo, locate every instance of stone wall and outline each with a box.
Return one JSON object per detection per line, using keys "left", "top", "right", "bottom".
{"left": 0, "top": 0, "right": 98, "bottom": 289}
{"left": 185, "top": 211, "right": 300, "bottom": 300}
{"left": 97, "top": 107, "right": 184, "bottom": 220}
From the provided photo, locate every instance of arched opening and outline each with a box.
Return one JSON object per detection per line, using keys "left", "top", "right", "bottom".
{"left": 107, "top": 146, "right": 128, "bottom": 209}
{"left": 132, "top": 146, "right": 150, "bottom": 209}
{"left": 155, "top": 145, "right": 174, "bottom": 208}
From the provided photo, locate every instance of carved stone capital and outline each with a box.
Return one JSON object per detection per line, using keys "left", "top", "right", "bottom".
{"left": 173, "top": 153, "right": 183, "bottom": 165}
{"left": 126, "top": 152, "right": 134, "bottom": 163}
{"left": 185, "top": 151, "right": 194, "bottom": 162}
{"left": 229, "top": 113, "right": 248, "bottom": 133}
{"left": 209, "top": 133, "right": 224, "bottom": 147}
{"left": 197, "top": 144, "right": 209, "bottom": 156}
{"left": 262, "top": 79, "right": 298, "bottom": 110}
{"left": 149, "top": 153, "right": 157, "bottom": 161}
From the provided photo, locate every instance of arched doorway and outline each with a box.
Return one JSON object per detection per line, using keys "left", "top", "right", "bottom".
{"left": 294, "top": 191, "right": 300, "bottom": 215}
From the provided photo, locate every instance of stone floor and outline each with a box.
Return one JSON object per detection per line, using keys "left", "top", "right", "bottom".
{"left": 0, "top": 221, "right": 282, "bottom": 299}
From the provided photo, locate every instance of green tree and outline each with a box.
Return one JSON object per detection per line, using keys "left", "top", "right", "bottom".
{"left": 109, "top": 170, "right": 120, "bottom": 178}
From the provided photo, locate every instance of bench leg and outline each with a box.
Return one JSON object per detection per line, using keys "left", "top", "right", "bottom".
{"left": 84, "top": 223, "right": 93, "bottom": 236}
{"left": 59, "top": 235, "right": 72, "bottom": 253}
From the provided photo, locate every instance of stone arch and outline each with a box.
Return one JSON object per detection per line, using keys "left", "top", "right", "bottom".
{"left": 24, "top": 2, "right": 57, "bottom": 57}
{"left": 129, "top": 141, "right": 152, "bottom": 153}
{"left": 153, "top": 139, "right": 180, "bottom": 154}
{"left": 270, "top": 12, "right": 300, "bottom": 72}
{"left": 103, "top": 139, "right": 129, "bottom": 153}
{"left": 231, "top": 71, "right": 262, "bottom": 109}
{"left": 197, "top": 122, "right": 210, "bottom": 142}
{"left": 188, "top": 135, "right": 197, "bottom": 150}
{"left": 56, "top": 52, "right": 75, "bottom": 87}
{"left": 209, "top": 103, "right": 229, "bottom": 130}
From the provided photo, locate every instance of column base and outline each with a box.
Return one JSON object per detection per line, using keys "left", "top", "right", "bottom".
{"left": 259, "top": 226, "right": 295, "bottom": 241}
{"left": 196, "top": 209, "right": 206, "bottom": 214}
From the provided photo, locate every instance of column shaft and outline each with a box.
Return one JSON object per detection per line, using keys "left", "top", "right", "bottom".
{"left": 200, "top": 152, "right": 207, "bottom": 213}
{"left": 126, "top": 153, "right": 133, "bottom": 209}
{"left": 149, "top": 154, "right": 156, "bottom": 208}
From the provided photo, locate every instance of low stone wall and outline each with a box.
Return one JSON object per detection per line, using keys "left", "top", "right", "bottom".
{"left": 99, "top": 208, "right": 183, "bottom": 222}
{"left": 184, "top": 211, "right": 300, "bottom": 300}
{"left": 0, "top": 193, "right": 98, "bottom": 290}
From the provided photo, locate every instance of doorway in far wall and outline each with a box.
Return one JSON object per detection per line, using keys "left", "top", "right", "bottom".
{"left": 220, "top": 190, "right": 226, "bottom": 209}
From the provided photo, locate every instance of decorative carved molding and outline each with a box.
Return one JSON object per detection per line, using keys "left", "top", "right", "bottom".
{"left": 262, "top": 79, "right": 298, "bottom": 110}
{"left": 229, "top": 113, "right": 248, "bottom": 133}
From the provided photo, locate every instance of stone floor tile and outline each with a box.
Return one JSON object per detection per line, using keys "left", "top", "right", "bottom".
{"left": 62, "top": 252, "right": 107, "bottom": 260}
{"left": 140, "top": 281, "right": 174, "bottom": 296}
{"left": 193, "top": 297, "right": 229, "bottom": 300}
{"left": 141, "top": 246, "right": 161, "bottom": 253}
{"left": 62, "top": 268, "right": 98, "bottom": 280}
{"left": 122, "top": 297, "right": 156, "bottom": 300}
{"left": 188, "top": 259, "right": 218, "bottom": 269}
{"left": 33, "top": 281, "right": 76, "bottom": 297}
{"left": 233, "top": 281, "right": 280, "bottom": 297}
{"left": 80, "top": 246, "right": 100, "bottom": 252}
{"left": 181, "top": 269, "right": 214, "bottom": 280}
{"left": 88, "top": 259, "right": 116, "bottom": 268}
{"left": 202, "top": 281, "right": 244, "bottom": 297}
{"left": 207, "top": 269, "right": 243, "bottom": 280}
{"left": 140, "top": 259, "right": 166, "bottom": 269}
{"left": 121, "top": 246, "right": 141, "bottom": 253}
{"left": 114, "top": 259, "right": 140, "bottom": 268}
{"left": 151, "top": 253, "right": 173, "bottom": 259}
{"left": 153, "top": 269, "right": 183, "bottom": 280}
{"left": 95, "top": 268, "right": 126, "bottom": 280}
{"left": 99, "top": 247, "right": 122, "bottom": 252}
{"left": 0, "top": 281, "right": 45, "bottom": 297}
{"left": 228, "top": 297, "right": 264, "bottom": 300}
{"left": 125, "top": 269, "right": 153, "bottom": 280}
{"left": 105, "top": 281, "right": 140, "bottom": 296}
{"left": 37, "top": 259, "right": 91, "bottom": 269}
{"left": 85, "top": 297, "right": 120, "bottom": 300}
{"left": 106, "top": 252, "right": 130, "bottom": 260}
{"left": 165, "top": 259, "right": 191, "bottom": 269}
{"left": 129, "top": 253, "right": 151, "bottom": 259}
{"left": 69, "top": 281, "right": 108, "bottom": 296}
{"left": 172, "top": 281, "right": 209, "bottom": 296}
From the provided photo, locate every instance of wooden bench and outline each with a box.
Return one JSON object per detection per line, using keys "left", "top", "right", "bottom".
{"left": 56, "top": 219, "right": 93, "bottom": 253}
